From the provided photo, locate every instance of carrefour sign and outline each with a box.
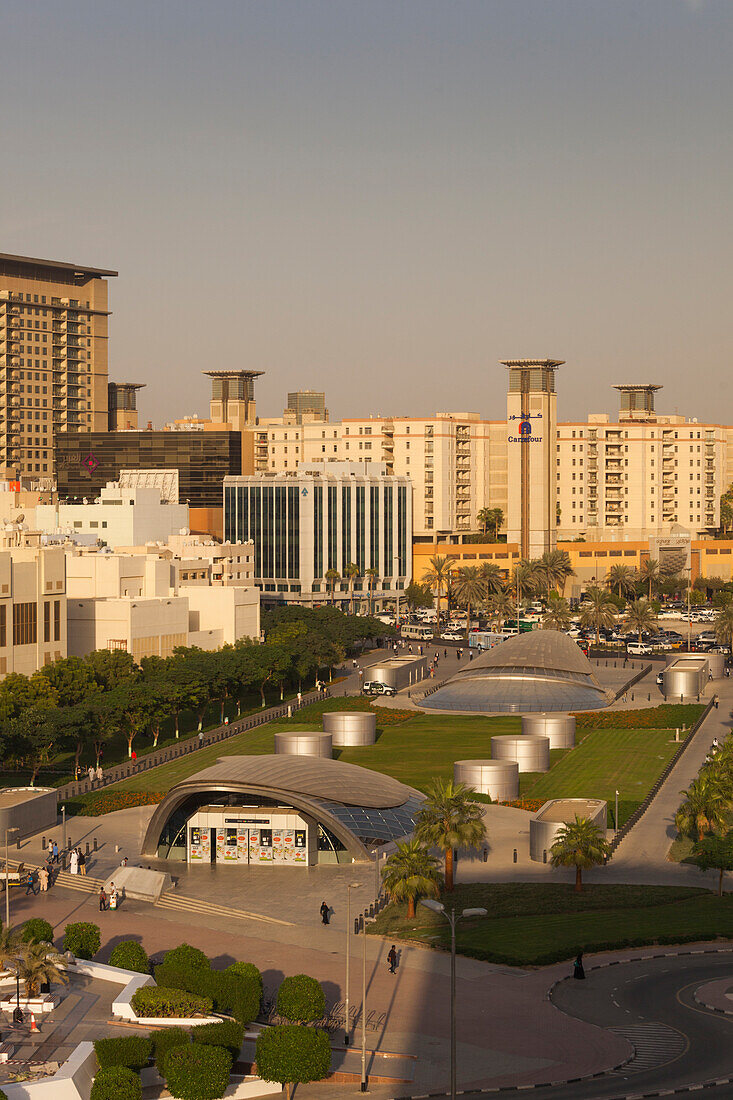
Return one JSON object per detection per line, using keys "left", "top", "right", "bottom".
{"left": 508, "top": 412, "right": 543, "bottom": 444}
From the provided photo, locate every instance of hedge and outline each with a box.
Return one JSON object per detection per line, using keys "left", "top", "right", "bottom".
{"left": 276, "top": 974, "right": 325, "bottom": 1024}
{"left": 153, "top": 1026, "right": 190, "bottom": 1076}
{"left": 63, "top": 922, "right": 100, "bottom": 960}
{"left": 22, "top": 918, "right": 54, "bottom": 945}
{"left": 94, "top": 1036, "right": 152, "bottom": 1071}
{"left": 163, "top": 943, "right": 210, "bottom": 971}
{"left": 130, "top": 986, "right": 212, "bottom": 1019}
{"left": 255, "top": 1025, "right": 330, "bottom": 1091}
{"left": 155, "top": 962, "right": 260, "bottom": 1026}
{"left": 108, "top": 941, "right": 149, "bottom": 974}
{"left": 226, "top": 961, "right": 263, "bottom": 1000}
{"left": 192, "top": 1019, "right": 244, "bottom": 1058}
{"left": 164, "top": 1043, "right": 232, "bottom": 1100}
{"left": 90, "top": 1066, "right": 141, "bottom": 1100}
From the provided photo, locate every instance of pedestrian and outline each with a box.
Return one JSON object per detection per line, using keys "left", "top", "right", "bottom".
{"left": 69, "top": 849, "right": 78, "bottom": 875}
{"left": 88, "top": 765, "right": 95, "bottom": 784}
{"left": 78, "top": 849, "right": 86, "bottom": 876}
{"left": 418, "top": 645, "right": 423, "bottom": 656}
{"left": 47, "top": 839, "right": 53, "bottom": 862}
{"left": 320, "top": 900, "right": 330, "bottom": 925}
{"left": 469, "top": 651, "right": 474, "bottom": 661}
{"left": 25, "top": 870, "right": 37, "bottom": 896}
{"left": 51, "top": 841, "right": 58, "bottom": 863}
{"left": 95, "top": 764, "right": 103, "bottom": 782}
{"left": 98, "top": 888, "right": 108, "bottom": 912}
{"left": 387, "top": 945, "right": 398, "bottom": 974}
{"left": 131, "top": 750, "right": 137, "bottom": 764}
{"left": 358, "top": 669, "right": 363, "bottom": 681}
{"left": 109, "top": 884, "right": 118, "bottom": 910}
{"left": 352, "top": 658, "right": 357, "bottom": 669}
{"left": 297, "top": 691, "right": 302, "bottom": 705}
{"left": 573, "top": 951, "right": 585, "bottom": 980}
{"left": 444, "top": 649, "right": 448, "bottom": 659}
{"left": 198, "top": 730, "right": 204, "bottom": 748}
{"left": 38, "top": 867, "right": 49, "bottom": 893}
{"left": 120, "top": 856, "right": 128, "bottom": 867}
{"left": 224, "top": 716, "right": 229, "bottom": 726}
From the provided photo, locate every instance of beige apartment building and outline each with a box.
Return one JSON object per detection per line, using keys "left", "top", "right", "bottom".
{"left": 0, "top": 253, "right": 116, "bottom": 483}
{"left": 0, "top": 546, "right": 67, "bottom": 676}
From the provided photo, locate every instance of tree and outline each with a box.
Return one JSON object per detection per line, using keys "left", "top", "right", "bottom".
{"left": 54, "top": 700, "right": 99, "bottom": 775}
{"left": 691, "top": 831, "right": 733, "bottom": 895}
{"left": 715, "top": 604, "right": 733, "bottom": 649}
{"left": 276, "top": 974, "right": 325, "bottom": 1024}
{"left": 107, "top": 682, "right": 155, "bottom": 758}
{"left": 479, "top": 561, "right": 505, "bottom": 599}
{"left": 404, "top": 581, "right": 434, "bottom": 611}
{"left": 381, "top": 839, "right": 442, "bottom": 919}
{"left": 489, "top": 507, "right": 504, "bottom": 540}
{"left": 0, "top": 924, "right": 25, "bottom": 976}
{"left": 512, "top": 560, "right": 540, "bottom": 618}
{"left": 7, "top": 704, "right": 59, "bottom": 786}
{"left": 487, "top": 591, "right": 514, "bottom": 631}
{"left": 675, "top": 775, "right": 731, "bottom": 841}
{"left": 638, "top": 558, "right": 660, "bottom": 601}
{"left": 30, "top": 655, "right": 97, "bottom": 709}
{"left": 624, "top": 599, "right": 659, "bottom": 643}
{"left": 476, "top": 507, "right": 493, "bottom": 537}
{"left": 537, "top": 550, "right": 575, "bottom": 598}
{"left": 579, "top": 586, "right": 617, "bottom": 646}
{"left": 606, "top": 564, "right": 638, "bottom": 599}
{"left": 344, "top": 562, "right": 360, "bottom": 615}
{"left": 255, "top": 1024, "right": 330, "bottom": 1100}
{"left": 549, "top": 816, "right": 611, "bottom": 892}
{"left": 365, "top": 567, "right": 379, "bottom": 616}
{"left": 415, "top": 778, "right": 485, "bottom": 892}
{"left": 541, "top": 596, "right": 572, "bottom": 632}
{"left": 325, "top": 569, "right": 340, "bottom": 606}
{"left": 18, "top": 941, "right": 68, "bottom": 997}
{"left": 452, "top": 566, "right": 484, "bottom": 639}
{"left": 422, "top": 555, "right": 454, "bottom": 635}
{"left": 84, "top": 648, "right": 139, "bottom": 692}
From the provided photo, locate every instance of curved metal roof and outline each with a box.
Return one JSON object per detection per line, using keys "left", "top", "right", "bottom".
{"left": 172, "top": 755, "right": 412, "bottom": 809}
{"left": 464, "top": 631, "right": 597, "bottom": 677}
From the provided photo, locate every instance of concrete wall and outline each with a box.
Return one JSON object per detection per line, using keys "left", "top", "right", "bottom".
{"left": 0, "top": 788, "right": 57, "bottom": 840}
{"left": 367, "top": 656, "right": 427, "bottom": 690}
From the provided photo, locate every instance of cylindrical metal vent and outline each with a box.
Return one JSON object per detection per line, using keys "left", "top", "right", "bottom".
{"left": 322, "top": 711, "right": 377, "bottom": 747}
{"left": 522, "top": 712, "right": 575, "bottom": 749}
{"left": 274, "top": 732, "right": 333, "bottom": 759}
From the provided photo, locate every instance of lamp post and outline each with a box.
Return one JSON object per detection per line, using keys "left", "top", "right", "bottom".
{"left": 360, "top": 915, "right": 375, "bottom": 1092}
{"left": 344, "top": 881, "right": 360, "bottom": 1045}
{"left": 420, "top": 900, "right": 487, "bottom": 1100}
{"left": 615, "top": 789, "right": 619, "bottom": 834}
{"left": 5, "top": 827, "right": 18, "bottom": 928}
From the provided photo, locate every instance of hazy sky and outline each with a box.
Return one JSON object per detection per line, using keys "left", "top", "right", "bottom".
{"left": 1, "top": 0, "right": 731, "bottom": 426}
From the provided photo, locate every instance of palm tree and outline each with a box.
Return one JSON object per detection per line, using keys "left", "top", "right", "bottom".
{"left": 422, "top": 555, "right": 454, "bottom": 635}
{"left": 325, "top": 568, "right": 340, "bottom": 606}
{"left": 487, "top": 591, "right": 515, "bottom": 631}
{"left": 344, "top": 562, "right": 360, "bottom": 615}
{"left": 549, "top": 816, "right": 611, "bottom": 892}
{"left": 715, "top": 604, "right": 733, "bottom": 649}
{"left": 537, "top": 550, "right": 575, "bottom": 598}
{"left": 364, "top": 567, "right": 379, "bottom": 616}
{"left": 452, "top": 566, "right": 485, "bottom": 639}
{"left": 675, "top": 775, "right": 731, "bottom": 841}
{"left": 0, "top": 925, "right": 24, "bottom": 977}
{"left": 512, "top": 559, "right": 540, "bottom": 627}
{"left": 491, "top": 508, "right": 504, "bottom": 540}
{"left": 415, "top": 778, "right": 486, "bottom": 892}
{"left": 606, "top": 564, "right": 638, "bottom": 599}
{"left": 639, "top": 558, "right": 660, "bottom": 601}
{"left": 624, "top": 599, "right": 658, "bottom": 643}
{"left": 579, "top": 586, "right": 618, "bottom": 647}
{"left": 476, "top": 507, "right": 492, "bottom": 538}
{"left": 18, "top": 941, "right": 68, "bottom": 997}
{"left": 541, "top": 597, "right": 572, "bottom": 632}
{"left": 381, "top": 839, "right": 442, "bottom": 919}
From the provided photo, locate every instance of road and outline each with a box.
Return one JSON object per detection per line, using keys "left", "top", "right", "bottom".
{"left": 452, "top": 951, "right": 733, "bottom": 1100}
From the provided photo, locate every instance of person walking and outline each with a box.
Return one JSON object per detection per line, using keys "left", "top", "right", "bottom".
{"left": 38, "top": 866, "right": 49, "bottom": 892}
{"left": 47, "top": 839, "right": 53, "bottom": 862}
{"left": 109, "top": 884, "right": 118, "bottom": 910}
{"left": 88, "top": 765, "right": 95, "bottom": 784}
{"left": 51, "top": 841, "right": 58, "bottom": 864}
{"left": 98, "top": 887, "right": 108, "bottom": 912}
{"left": 198, "top": 730, "right": 204, "bottom": 748}
{"left": 95, "top": 764, "right": 103, "bottom": 783}
{"left": 320, "top": 900, "right": 330, "bottom": 925}
{"left": 387, "top": 945, "right": 398, "bottom": 974}
{"left": 25, "top": 870, "right": 37, "bottom": 896}
{"left": 69, "top": 849, "right": 78, "bottom": 875}
{"left": 573, "top": 951, "right": 585, "bottom": 980}
{"left": 78, "top": 850, "right": 86, "bottom": 876}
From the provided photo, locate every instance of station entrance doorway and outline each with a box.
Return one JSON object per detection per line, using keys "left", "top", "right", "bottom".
{"left": 187, "top": 806, "right": 310, "bottom": 866}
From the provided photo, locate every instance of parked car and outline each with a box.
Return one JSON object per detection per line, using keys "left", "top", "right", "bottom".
{"left": 656, "top": 670, "right": 665, "bottom": 686}
{"left": 627, "top": 641, "right": 653, "bottom": 655}
{"left": 362, "top": 681, "right": 396, "bottom": 697}
{"left": 441, "top": 631, "right": 464, "bottom": 642}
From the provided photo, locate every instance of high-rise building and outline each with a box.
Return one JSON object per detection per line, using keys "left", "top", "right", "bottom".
{"left": 108, "top": 381, "right": 145, "bottom": 430}
{"left": 0, "top": 252, "right": 117, "bottom": 482}
{"left": 224, "top": 463, "right": 411, "bottom": 607}
{"left": 206, "top": 370, "right": 262, "bottom": 429}
{"left": 286, "top": 390, "right": 328, "bottom": 423}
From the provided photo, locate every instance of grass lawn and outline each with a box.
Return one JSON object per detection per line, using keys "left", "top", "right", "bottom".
{"left": 368, "top": 882, "right": 730, "bottom": 965}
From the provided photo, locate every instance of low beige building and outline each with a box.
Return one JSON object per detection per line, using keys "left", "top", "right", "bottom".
{"left": 0, "top": 545, "right": 67, "bottom": 676}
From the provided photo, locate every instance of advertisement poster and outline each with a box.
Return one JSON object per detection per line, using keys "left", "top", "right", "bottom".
{"left": 216, "top": 831, "right": 226, "bottom": 861}
{"left": 189, "top": 827, "right": 204, "bottom": 862}
{"left": 224, "top": 827, "right": 238, "bottom": 861}
{"left": 237, "top": 828, "right": 248, "bottom": 861}
{"left": 201, "top": 831, "right": 210, "bottom": 861}
{"left": 258, "top": 828, "right": 273, "bottom": 862}
{"left": 294, "top": 830, "right": 307, "bottom": 864}
{"left": 273, "top": 830, "right": 284, "bottom": 861}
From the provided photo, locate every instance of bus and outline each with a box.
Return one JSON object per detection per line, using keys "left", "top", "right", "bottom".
{"left": 503, "top": 619, "right": 535, "bottom": 634}
{"left": 400, "top": 624, "right": 434, "bottom": 640}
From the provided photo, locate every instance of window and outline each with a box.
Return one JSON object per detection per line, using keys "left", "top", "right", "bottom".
{"left": 54, "top": 600, "right": 61, "bottom": 642}
{"left": 0, "top": 605, "right": 6, "bottom": 647}
{"left": 44, "top": 602, "right": 51, "bottom": 643}
{"left": 13, "top": 602, "right": 37, "bottom": 646}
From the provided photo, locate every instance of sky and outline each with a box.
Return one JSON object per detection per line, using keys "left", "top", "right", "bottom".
{"left": 1, "top": 0, "right": 731, "bottom": 427}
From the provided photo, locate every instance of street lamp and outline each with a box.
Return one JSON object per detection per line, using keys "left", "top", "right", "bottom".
{"left": 345, "top": 881, "right": 360, "bottom": 1046}
{"left": 420, "top": 900, "right": 488, "bottom": 1100}
{"left": 360, "top": 915, "right": 376, "bottom": 1092}
{"left": 5, "top": 827, "right": 19, "bottom": 928}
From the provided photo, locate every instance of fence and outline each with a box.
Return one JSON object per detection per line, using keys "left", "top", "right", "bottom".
{"left": 613, "top": 663, "right": 653, "bottom": 701}
{"left": 55, "top": 688, "right": 328, "bottom": 803}
{"left": 608, "top": 694, "right": 717, "bottom": 857}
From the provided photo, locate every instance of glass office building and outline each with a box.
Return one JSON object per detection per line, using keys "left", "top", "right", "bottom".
{"left": 224, "top": 464, "right": 411, "bottom": 607}
{"left": 55, "top": 430, "right": 243, "bottom": 507}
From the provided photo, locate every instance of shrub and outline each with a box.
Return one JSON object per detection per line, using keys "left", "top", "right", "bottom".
{"left": 63, "top": 921, "right": 100, "bottom": 960}
{"left": 153, "top": 1027, "right": 190, "bottom": 1076}
{"left": 94, "top": 1036, "right": 152, "bottom": 1071}
{"left": 163, "top": 1043, "right": 232, "bottom": 1100}
{"left": 90, "top": 1065, "right": 141, "bottom": 1100}
{"left": 226, "top": 961, "right": 263, "bottom": 1000}
{"left": 155, "top": 964, "right": 259, "bottom": 1026}
{"left": 131, "top": 986, "right": 212, "bottom": 1019}
{"left": 22, "top": 918, "right": 54, "bottom": 945}
{"left": 154, "top": 962, "right": 190, "bottom": 993}
{"left": 163, "top": 943, "right": 210, "bottom": 971}
{"left": 276, "top": 974, "right": 325, "bottom": 1024}
{"left": 192, "top": 1019, "right": 244, "bottom": 1058}
{"left": 109, "top": 941, "right": 149, "bottom": 974}
{"left": 255, "top": 1025, "right": 330, "bottom": 1096}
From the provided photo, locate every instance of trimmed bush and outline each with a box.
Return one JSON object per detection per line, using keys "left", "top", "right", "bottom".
{"left": 162, "top": 943, "right": 210, "bottom": 971}
{"left": 22, "top": 918, "right": 54, "bottom": 945}
{"left": 276, "top": 974, "right": 325, "bottom": 1024}
{"left": 109, "top": 941, "right": 149, "bottom": 974}
{"left": 153, "top": 1027, "right": 190, "bottom": 1076}
{"left": 155, "top": 964, "right": 259, "bottom": 1026}
{"left": 154, "top": 962, "right": 191, "bottom": 993}
{"left": 94, "top": 1035, "right": 152, "bottom": 1071}
{"left": 63, "top": 921, "right": 100, "bottom": 960}
{"left": 90, "top": 1065, "right": 142, "bottom": 1100}
{"left": 164, "top": 1043, "right": 232, "bottom": 1100}
{"left": 192, "top": 1019, "right": 244, "bottom": 1058}
{"left": 226, "top": 961, "right": 263, "bottom": 1000}
{"left": 255, "top": 1025, "right": 330, "bottom": 1095}
{"left": 131, "top": 986, "right": 212, "bottom": 1019}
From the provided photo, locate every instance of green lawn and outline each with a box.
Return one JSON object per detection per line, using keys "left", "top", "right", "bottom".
{"left": 368, "top": 882, "right": 731, "bottom": 965}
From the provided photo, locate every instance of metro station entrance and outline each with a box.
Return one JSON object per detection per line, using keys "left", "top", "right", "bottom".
{"left": 186, "top": 807, "right": 310, "bottom": 866}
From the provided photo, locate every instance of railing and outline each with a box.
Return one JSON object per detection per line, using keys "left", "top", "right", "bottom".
{"left": 55, "top": 688, "right": 329, "bottom": 801}
{"left": 613, "top": 663, "right": 653, "bottom": 701}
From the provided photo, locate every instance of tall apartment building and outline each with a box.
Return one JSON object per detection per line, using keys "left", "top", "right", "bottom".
{"left": 224, "top": 463, "right": 411, "bottom": 607}
{"left": 286, "top": 390, "right": 328, "bottom": 423}
{"left": 0, "top": 253, "right": 116, "bottom": 482}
